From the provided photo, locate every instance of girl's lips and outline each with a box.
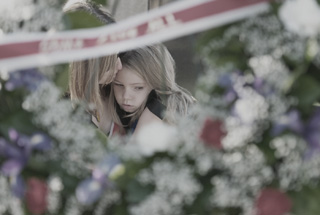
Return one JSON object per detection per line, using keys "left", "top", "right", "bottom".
{"left": 122, "top": 104, "right": 135, "bottom": 111}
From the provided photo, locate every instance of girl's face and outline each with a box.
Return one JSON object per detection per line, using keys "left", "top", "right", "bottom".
{"left": 113, "top": 67, "right": 152, "bottom": 113}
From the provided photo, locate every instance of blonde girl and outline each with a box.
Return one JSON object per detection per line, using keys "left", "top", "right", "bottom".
{"left": 69, "top": 56, "right": 122, "bottom": 134}
{"left": 104, "top": 44, "right": 196, "bottom": 135}
{"left": 65, "top": 0, "right": 122, "bottom": 134}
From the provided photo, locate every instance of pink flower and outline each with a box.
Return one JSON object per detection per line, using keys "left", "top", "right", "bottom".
{"left": 26, "top": 178, "right": 48, "bottom": 215}
{"left": 199, "top": 118, "right": 226, "bottom": 149}
{"left": 255, "top": 188, "right": 292, "bottom": 215}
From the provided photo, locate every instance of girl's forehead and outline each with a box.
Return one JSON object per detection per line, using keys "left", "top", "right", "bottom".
{"left": 115, "top": 67, "right": 145, "bottom": 84}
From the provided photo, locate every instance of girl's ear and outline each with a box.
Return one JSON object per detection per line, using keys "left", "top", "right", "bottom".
{"left": 116, "top": 57, "right": 122, "bottom": 70}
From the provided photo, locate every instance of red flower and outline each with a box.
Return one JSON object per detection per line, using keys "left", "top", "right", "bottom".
{"left": 26, "top": 178, "right": 48, "bottom": 215}
{"left": 255, "top": 188, "right": 292, "bottom": 215}
{"left": 199, "top": 118, "right": 226, "bottom": 149}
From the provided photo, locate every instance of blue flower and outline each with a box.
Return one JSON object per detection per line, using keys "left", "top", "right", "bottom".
{"left": 92, "top": 154, "right": 121, "bottom": 181}
{"left": 76, "top": 154, "right": 123, "bottom": 205}
{"left": 5, "top": 68, "right": 46, "bottom": 92}
{"left": 11, "top": 175, "right": 25, "bottom": 198}
{"left": 304, "top": 108, "right": 320, "bottom": 157}
{"left": 76, "top": 178, "right": 105, "bottom": 205}
{"left": 271, "top": 110, "right": 304, "bottom": 136}
{"left": 0, "top": 128, "right": 52, "bottom": 198}
{"left": 217, "top": 72, "right": 238, "bottom": 103}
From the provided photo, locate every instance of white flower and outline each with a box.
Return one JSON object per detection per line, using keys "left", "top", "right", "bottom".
{"left": 135, "top": 122, "right": 177, "bottom": 156}
{"left": 234, "top": 93, "right": 268, "bottom": 124}
{"left": 279, "top": 0, "right": 320, "bottom": 37}
{"left": 249, "top": 55, "right": 291, "bottom": 92}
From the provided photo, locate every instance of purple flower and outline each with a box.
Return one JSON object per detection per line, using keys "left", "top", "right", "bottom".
{"left": 223, "top": 88, "right": 237, "bottom": 104}
{"left": 8, "top": 128, "right": 19, "bottom": 142}
{"left": 1, "top": 159, "right": 24, "bottom": 176}
{"left": 92, "top": 154, "right": 121, "bottom": 182}
{"left": 76, "top": 178, "right": 105, "bottom": 205}
{"left": 30, "top": 133, "right": 52, "bottom": 151}
{"left": 11, "top": 175, "right": 26, "bottom": 198}
{"left": 76, "top": 154, "right": 122, "bottom": 205}
{"left": 253, "top": 77, "right": 264, "bottom": 91}
{"left": 304, "top": 109, "right": 320, "bottom": 157}
{"left": 5, "top": 68, "right": 46, "bottom": 92}
{"left": 218, "top": 73, "right": 233, "bottom": 88}
{"left": 0, "top": 138, "right": 24, "bottom": 160}
{"left": 271, "top": 110, "right": 304, "bottom": 136}
{"left": 218, "top": 73, "right": 238, "bottom": 103}
{"left": 253, "top": 77, "right": 269, "bottom": 95}
{"left": 0, "top": 129, "right": 52, "bottom": 198}
{"left": 7, "top": 129, "right": 31, "bottom": 156}
{"left": 253, "top": 77, "right": 277, "bottom": 96}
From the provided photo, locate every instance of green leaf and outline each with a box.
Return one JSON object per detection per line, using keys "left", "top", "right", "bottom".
{"left": 63, "top": 10, "right": 106, "bottom": 30}
{"left": 53, "top": 64, "right": 69, "bottom": 92}
{"left": 93, "top": 0, "right": 107, "bottom": 5}
{"left": 185, "top": 174, "right": 213, "bottom": 214}
{"left": 126, "top": 180, "right": 154, "bottom": 204}
{"left": 0, "top": 87, "right": 38, "bottom": 136}
{"left": 0, "top": 108, "right": 37, "bottom": 138}
{"left": 95, "top": 128, "right": 108, "bottom": 146}
{"left": 289, "top": 184, "right": 320, "bottom": 215}
{"left": 290, "top": 75, "right": 320, "bottom": 114}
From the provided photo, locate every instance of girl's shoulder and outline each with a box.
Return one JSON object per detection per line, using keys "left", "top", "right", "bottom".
{"left": 135, "top": 107, "right": 163, "bottom": 132}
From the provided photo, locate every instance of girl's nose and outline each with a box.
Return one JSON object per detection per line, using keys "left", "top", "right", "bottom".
{"left": 123, "top": 88, "right": 131, "bottom": 100}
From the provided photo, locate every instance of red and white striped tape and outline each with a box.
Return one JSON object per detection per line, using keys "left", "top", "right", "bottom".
{"left": 0, "top": 0, "right": 271, "bottom": 71}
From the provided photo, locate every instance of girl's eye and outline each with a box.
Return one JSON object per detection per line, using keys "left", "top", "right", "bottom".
{"left": 114, "top": 83, "right": 123, "bottom": 87}
{"left": 135, "top": 86, "right": 144, "bottom": 90}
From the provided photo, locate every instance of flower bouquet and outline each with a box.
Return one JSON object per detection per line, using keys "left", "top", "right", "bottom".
{"left": 1, "top": 0, "right": 320, "bottom": 215}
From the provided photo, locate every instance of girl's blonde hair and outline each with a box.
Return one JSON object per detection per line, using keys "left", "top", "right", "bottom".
{"left": 69, "top": 55, "right": 118, "bottom": 116}
{"left": 107, "top": 44, "right": 196, "bottom": 126}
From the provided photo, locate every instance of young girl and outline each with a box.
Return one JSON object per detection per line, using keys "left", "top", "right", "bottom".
{"left": 65, "top": 0, "right": 123, "bottom": 134}
{"left": 69, "top": 56, "right": 122, "bottom": 134}
{"left": 103, "top": 44, "right": 196, "bottom": 135}
{"left": 66, "top": 1, "right": 195, "bottom": 136}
